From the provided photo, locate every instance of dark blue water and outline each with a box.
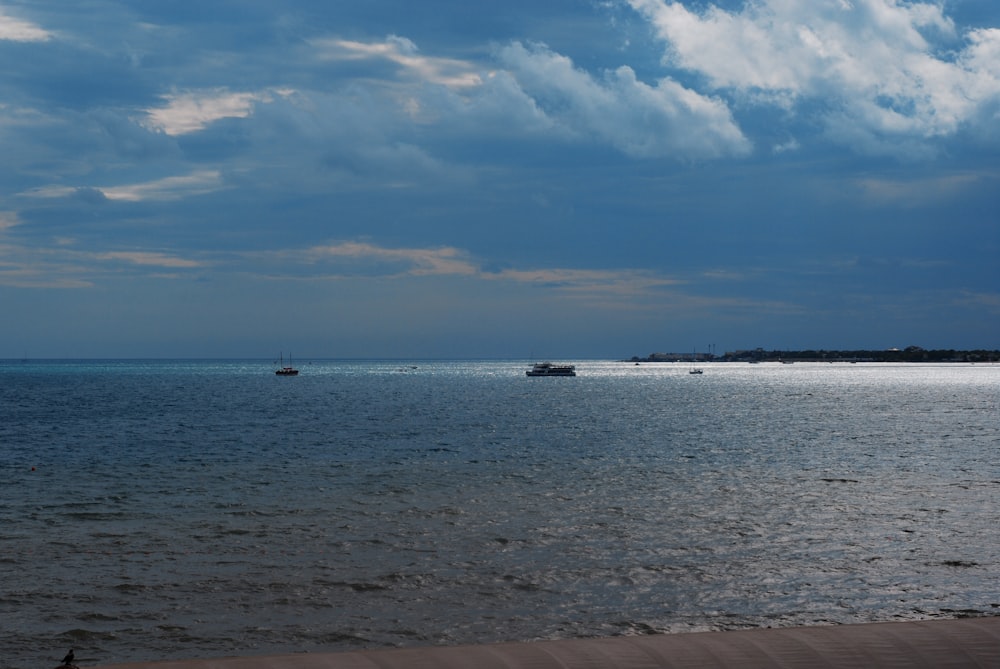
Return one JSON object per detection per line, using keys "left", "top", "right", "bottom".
{"left": 2, "top": 360, "right": 998, "bottom": 668}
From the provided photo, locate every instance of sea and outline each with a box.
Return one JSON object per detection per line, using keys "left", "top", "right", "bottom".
{"left": 1, "top": 359, "right": 998, "bottom": 669}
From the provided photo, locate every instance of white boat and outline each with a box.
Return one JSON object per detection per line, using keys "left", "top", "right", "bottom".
{"left": 526, "top": 362, "right": 576, "bottom": 377}
{"left": 275, "top": 353, "right": 299, "bottom": 376}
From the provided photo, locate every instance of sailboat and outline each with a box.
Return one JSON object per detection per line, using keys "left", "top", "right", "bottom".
{"left": 689, "top": 348, "right": 703, "bottom": 375}
{"left": 275, "top": 352, "right": 299, "bottom": 376}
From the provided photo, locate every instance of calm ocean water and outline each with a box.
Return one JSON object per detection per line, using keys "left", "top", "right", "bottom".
{"left": 1, "top": 360, "right": 998, "bottom": 668}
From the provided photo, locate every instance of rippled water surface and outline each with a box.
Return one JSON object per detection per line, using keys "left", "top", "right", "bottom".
{"left": 1, "top": 360, "right": 998, "bottom": 668}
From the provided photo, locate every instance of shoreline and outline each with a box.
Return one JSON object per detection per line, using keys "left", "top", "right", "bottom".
{"left": 89, "top": 617, "right": 1000, "bottom": 668}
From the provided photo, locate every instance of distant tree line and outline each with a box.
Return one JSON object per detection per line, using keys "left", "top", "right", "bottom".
{"left": 630, "top": 346, "right": 999, "bottom": 363}
{"left": 718, "top": 346, "right": 998, "bottom": 362}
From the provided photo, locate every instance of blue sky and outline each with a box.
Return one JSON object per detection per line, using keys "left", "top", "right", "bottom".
{"left": 1, "top": 0, "right": 998, "bottom": 358}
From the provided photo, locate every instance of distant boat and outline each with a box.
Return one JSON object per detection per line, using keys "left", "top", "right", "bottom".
{"left": 689, "top": 348, "right": 703, "bottom": 374}
{"left": 526, "top": 362, "right": 576, "bottom": 377}
{"left": 275, "top": 353, "right": 299, "bottom": 376}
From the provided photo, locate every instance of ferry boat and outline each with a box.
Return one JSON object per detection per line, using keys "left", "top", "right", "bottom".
{"left": 526, "top": 362, "right": 576, "bottom": 377}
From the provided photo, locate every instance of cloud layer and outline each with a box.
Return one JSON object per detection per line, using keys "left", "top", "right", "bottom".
{"left": 0, "top": 1, "right": 997, "bottom": 356}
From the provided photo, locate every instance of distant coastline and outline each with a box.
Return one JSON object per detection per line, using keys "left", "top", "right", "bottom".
{"left": 628, "top": 346, "right": 999, "bottom": 364}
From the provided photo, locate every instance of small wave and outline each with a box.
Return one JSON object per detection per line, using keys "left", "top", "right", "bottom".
{"left": 59, "top": 628, "right": 119, "bottom": 642}
{"left": 310, "top": 631, "right": 375, "bottom": 646}
{"left": 348, "top": 581, "right": 391, "bottom": 592}
{"left": 113, "top": 583, "right": 161, "bottom": 593}
{"left": 62, "top": 512, "right": 134, "bottom": 521}
{"left": 79, "top": 612, "right": 121, "bottom": 622}
{"left": 612, "top": 620, "right": 665, "bottom": 635}
{"left": 938, "top": 608, "right": 994, "bottom": 618}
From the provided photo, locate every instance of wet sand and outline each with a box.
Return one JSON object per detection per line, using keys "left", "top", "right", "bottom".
{"left": 91, "top": 617, "right": 1000, "bottom": 668}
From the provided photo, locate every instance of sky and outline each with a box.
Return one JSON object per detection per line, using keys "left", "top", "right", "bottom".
{"left": 1, "top": 0, "right": 998, "bottom": 359}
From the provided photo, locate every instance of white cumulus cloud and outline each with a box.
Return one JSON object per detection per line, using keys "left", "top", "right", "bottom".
{"left": 495, "top": 41, "right": 751, "bottom": 159}
{"left": 628, "top": 0, "right": 1000, "bottom": 154}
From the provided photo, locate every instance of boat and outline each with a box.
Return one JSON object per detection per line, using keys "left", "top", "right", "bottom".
{"left": 689, "top": 348, "right": 703, "bottom": 374}
{"left": 526, "top": 362, "right": 576, "bottom": 377}
{"left": 275, "top": 353, "right": 299, "bottom": 376}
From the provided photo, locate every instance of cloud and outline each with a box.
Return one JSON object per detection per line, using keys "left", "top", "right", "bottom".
{"left": 960, "top": 28, "right": 1000, "bottom": 129}
{"left": 271, "top": 241, "right": 688, "bottom": 306}
{"left": 1, "top": 234, "right": 684, "bottom": 307}
{"left": 491, "top": 267, "right": 681, "bottom": 294}
{"left": 0, "top": 211, "right": 20, "bottom": 231}
{"left": 311, "top": 35, "right": 483, "bottom": 88}
{"left": 20, "top": 185, "right": 85, "bottom": 200}
{"left": 0, "top": 239, "right": 202, "bottom": 289}
{"left": 963, "top": 28, "right": 1000, "bottom": 81}
{"left": 453, "top": 69, "right": 556, "bottom": 135}
{"left": 99, "top": 170, "right": 224, "bottom": 202}
{"left": 0, "top": 270, "right": 91, "bottom": 289}
{"left": 300, "top": 35, "right": 750, "bottom": 160}
{"left": 0, "top": 240, "right": 88, "bottom": 288}
{"left": 94, "top": 251, "right": 202, "bottom": 268}
{"left": 495, "top": 41, "right": 751, "bottom": 159}
{"left": 0, "top": 10, "right": 51, "bottom": 42}
{"left": 628, "top": 0, "right": 1000, "bottom": 154}
{"left": 955, "top": 290, "right": 1000, "bottom": 315}
{"left": 855, "top": 171, "right": 992, "bottom": 206}
{"left": 772, "top": 137, "right": 800, "bottom": 154}
{"left": 24, "top": 170, "right": 224, "bottom": 202}
{"left": 303, "top": 241, "right": 479, "bottom": 277}
{"left": 142, "top": 89, "right": 293, "bottom": 136}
